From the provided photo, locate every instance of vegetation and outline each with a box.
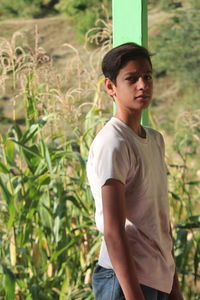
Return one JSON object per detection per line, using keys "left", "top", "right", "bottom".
{"left": 0, "top": 105, "right": 100, "bottom": 299}
{"left": 0, "top": 0, "right": 58, "bottom": 18}
{"left": 56, "top": 0, "right": 111, "bottom": 41}
{"left": 149, "top": 0, "right": 200, "bottom": 134}
{"left": 0, "top": 24, "right": 111, "bottom": 299}
{"left": 0, "top": 1, "right": 199, "bottom": 299}
{"left": 151, "top": 6, "right": 200, "bottom": 84}
{"left": 0, "top": 0, "right": 111, "bottom": 42}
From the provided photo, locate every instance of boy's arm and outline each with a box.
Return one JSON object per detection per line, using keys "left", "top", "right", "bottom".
{"left": 102, "top": 178, "right": 145, "bottom": 300}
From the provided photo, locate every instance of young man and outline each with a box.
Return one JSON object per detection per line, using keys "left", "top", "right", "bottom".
{"left": 87, "top": 43, "right": 183, "bottom": 300}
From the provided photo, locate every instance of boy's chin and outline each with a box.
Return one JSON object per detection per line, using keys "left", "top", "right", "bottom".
{"left": 134, "top": 103, "right": 151, "bottom": 111}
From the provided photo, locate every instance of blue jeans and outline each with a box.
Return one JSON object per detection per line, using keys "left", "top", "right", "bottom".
{"left": 92, "top": 264, "right": 169, "bottom": 300}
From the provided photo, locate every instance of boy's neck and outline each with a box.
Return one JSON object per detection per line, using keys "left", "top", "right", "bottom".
{"left": 114, "top": 110, "right": 145, "bottom": 138}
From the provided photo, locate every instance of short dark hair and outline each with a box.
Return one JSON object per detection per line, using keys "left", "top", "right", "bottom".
{"left": 102, "top": 42, "right": 152, "bottom": 84}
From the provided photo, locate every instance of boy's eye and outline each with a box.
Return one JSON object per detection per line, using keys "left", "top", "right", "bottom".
{"left": 125, "top": 76, "right": 138, "bottom": 83}
{"left": 125, "top": 73, "right": 153, "bottom": 83}
{"left": 143, "top": 74, "right": 152, "bottom": 81}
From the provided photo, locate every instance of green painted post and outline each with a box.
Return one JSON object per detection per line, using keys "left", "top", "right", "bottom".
{"left": 112, "top": 0, "right": 149, "bottom": 126}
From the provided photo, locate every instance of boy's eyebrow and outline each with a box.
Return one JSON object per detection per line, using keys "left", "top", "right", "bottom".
{"left": 124, "top": 70, "right": 152, "bottom": 76}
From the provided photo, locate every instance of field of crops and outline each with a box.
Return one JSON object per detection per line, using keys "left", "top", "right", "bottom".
{"left": 0, "top": 7, "right": 200, "bottom": 300}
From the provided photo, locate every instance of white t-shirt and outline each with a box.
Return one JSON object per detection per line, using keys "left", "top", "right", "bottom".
{"left": 86, "top": 117, "right": 175, "bottom": 293}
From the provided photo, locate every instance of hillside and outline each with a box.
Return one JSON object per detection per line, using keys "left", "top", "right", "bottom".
{"left": 0, "top": 10, "right": 173, "bottom": 133}
{"left": 0, "top": 7, "right": 199, "bottom": 136}
{"left": 0, "top": 15, "right": 82, "bottom": 133}
{"left": 0, "top": 8, "right": 199, "bottom": 299}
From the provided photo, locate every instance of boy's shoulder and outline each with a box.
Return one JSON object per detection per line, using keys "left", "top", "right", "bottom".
{"left": 145, "top": 126, "right": 164, "bottom": 140}
{"left": 89, "top": 118, "right": 129, "bottom": 156}
{"left": 145, "top": 126, "right": 162, "bottom": 136}
{"left": 93, "top": 117, "right": 127, "bottom": 143}
{"left": 91, "top": 118, "right": 165, "bottom": 151}
{"left": 145, "top": 127, "right": 165, "bottom": 151}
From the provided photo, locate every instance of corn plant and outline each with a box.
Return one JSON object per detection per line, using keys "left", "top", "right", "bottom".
{"left": 167, "top": 110, "right": 200, "bottom": 299}
{"left": 0, "top": 70, "right": 106, "bottom": 299}
{"left": 0, "top": 23, "right": 199, "bottom": 299}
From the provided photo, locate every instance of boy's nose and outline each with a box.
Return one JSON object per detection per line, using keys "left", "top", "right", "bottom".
{"left": 137, "top": 77, "right": 146, "bottom": 89}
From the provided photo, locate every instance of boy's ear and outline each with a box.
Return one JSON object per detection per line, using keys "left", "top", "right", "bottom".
{"left": 104, "top": 78, "right": 116, "bottom": 97}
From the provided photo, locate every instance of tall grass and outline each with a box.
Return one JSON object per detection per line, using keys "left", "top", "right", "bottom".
{"left": 0, "top": 70, "right": 102, "bottom": 300}
{"left": 0, "top": 23, "right": 111, "bottom": 300}
{"left": 167, "top": 110, "right": 200, "bottom": 299}
{"left": 0, "top": 23, "right": 199, "bottom": 299}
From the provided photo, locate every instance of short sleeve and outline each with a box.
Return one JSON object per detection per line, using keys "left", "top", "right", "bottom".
{"left": 158, "top": 132, "right": 165, "bottom": 157}
{"left": 92, "top": 136, "right": 130, "bottom": 186}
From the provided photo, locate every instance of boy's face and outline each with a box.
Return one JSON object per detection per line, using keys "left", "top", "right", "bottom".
{"left": 105, "top": 58, "right": 153, "bottom": 112}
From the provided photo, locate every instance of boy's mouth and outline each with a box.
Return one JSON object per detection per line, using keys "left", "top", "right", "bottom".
{"left": 135, "top": 94, "right": 149, "bottom": 100}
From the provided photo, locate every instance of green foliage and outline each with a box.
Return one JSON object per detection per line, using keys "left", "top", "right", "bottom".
{"left": 148, "top": 0, "right": 181, "bottom": 10}
{"left": 56, "top": 0, "right": 111, "bottom": 41}
{"left": 0, "top": 0, "right": 58, "bottom": 18}
{"left": 0, "top": 10, "right": 199, "bottom": 298}
{"left": 150, "top": 4, "right": 200, "bottom": 294}
{"left": 0, "top": 0, "right": 111, "bottom": 42}
{"left": 0, "top": 73, "right": 199, "bottom": 300}
{"left": 0, "top": 72, "right": 104, "bottom": 298}
{"left": 151, "top": 7, "right": 200, "bottom": 83}
{"left": 167, "top": 109, "right": 200, "bottom": 298}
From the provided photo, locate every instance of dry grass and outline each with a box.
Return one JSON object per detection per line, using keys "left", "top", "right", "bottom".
{"left": 0, "top": 16, "right": 77, "bottom": 130}
{"left": 0, "top": 13, "right": 199, "bottom": 298}
{"left": 0, "top": 16, "right": 112, "bottom": 137}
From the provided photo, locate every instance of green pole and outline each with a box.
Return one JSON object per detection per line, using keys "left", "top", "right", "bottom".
{"left": 112, "top": 0, "right": 149, "bottom": 126}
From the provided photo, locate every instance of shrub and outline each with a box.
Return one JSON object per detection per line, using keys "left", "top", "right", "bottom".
{"left": 0, "top": 0, "right": 58, "bottom": 19}
{"left": 0, "top": 21, "right": 199, "bottom": 299}
{"left": 56, "top": 0, "right": 111, "bottom": 42}
{"left": 151, "top": 6, "right": 200, "bottom": 84}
